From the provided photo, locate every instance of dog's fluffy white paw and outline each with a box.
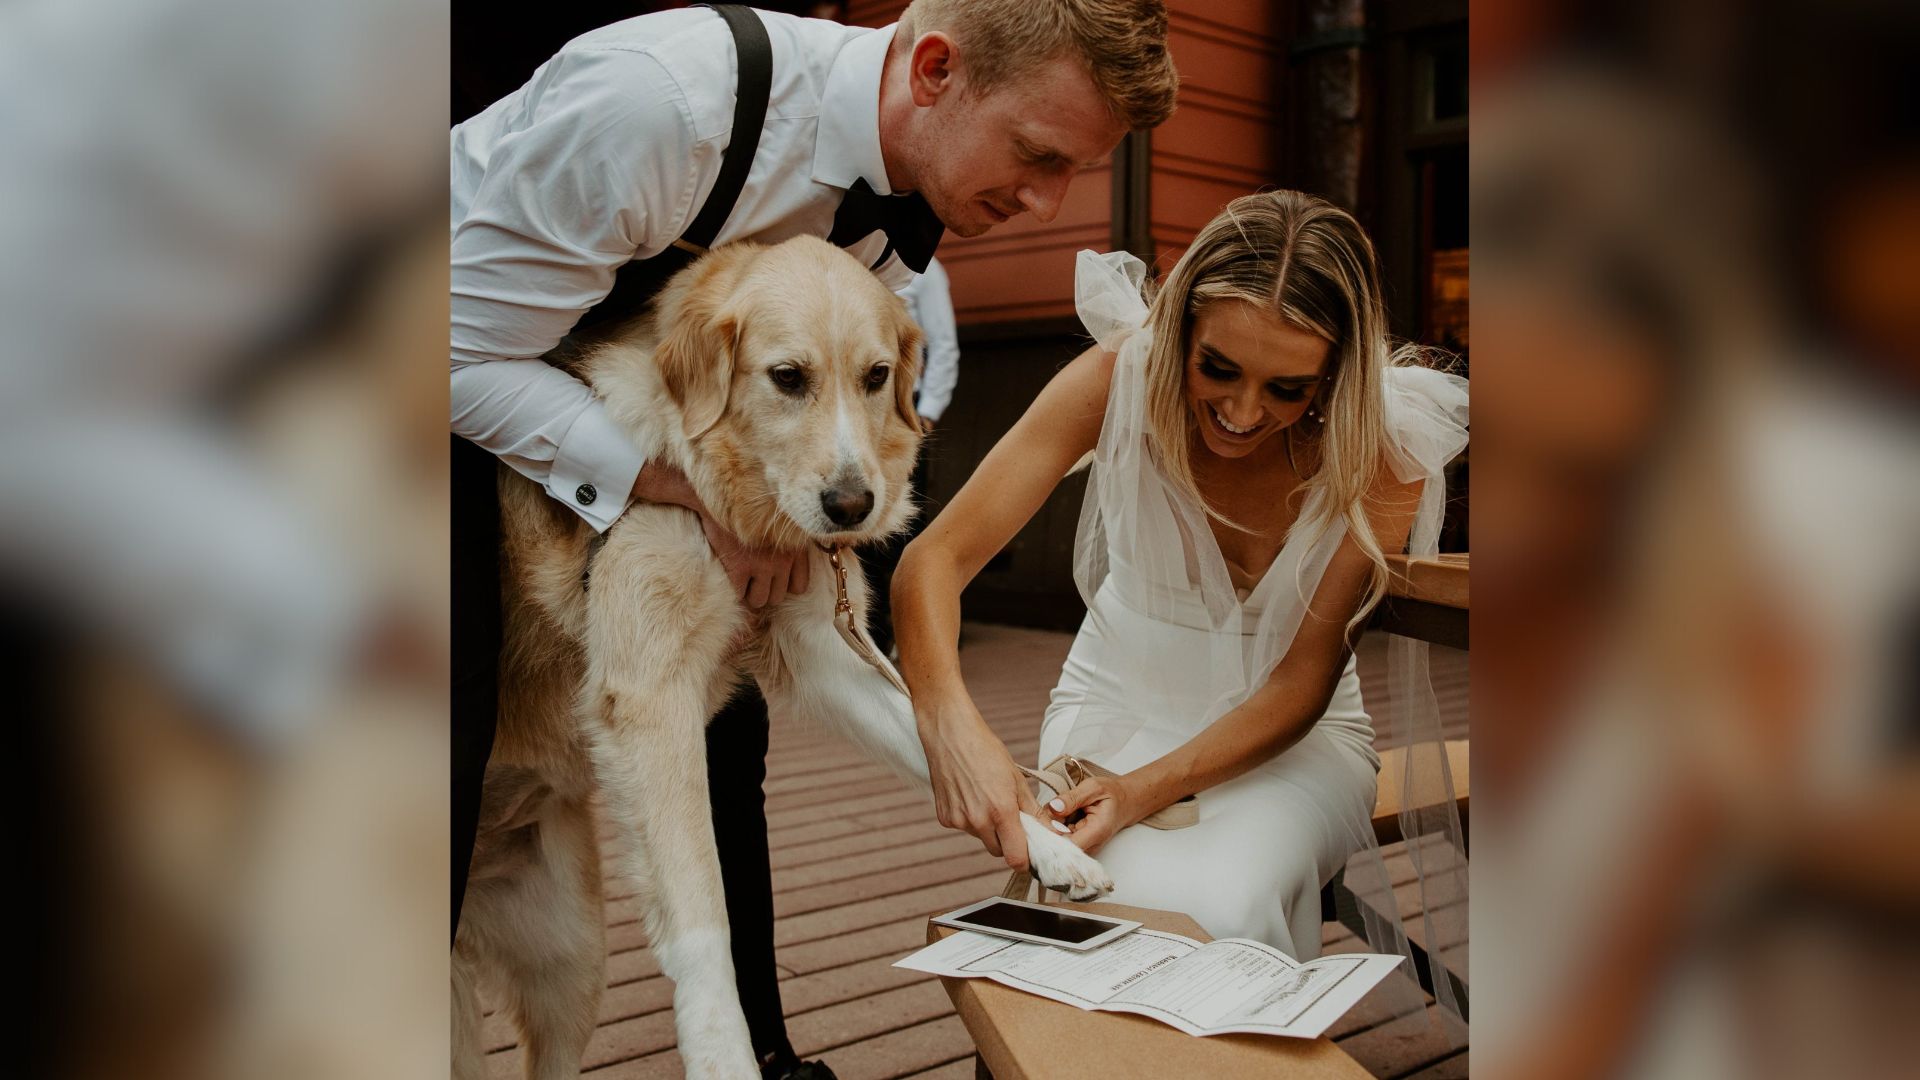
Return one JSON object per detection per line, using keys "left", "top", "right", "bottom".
{"left": 1020, "top": 813, "right": 1115, "bottom": 901}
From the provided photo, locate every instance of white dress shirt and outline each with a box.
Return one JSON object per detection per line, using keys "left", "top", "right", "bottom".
{"left": 899, "top": 256, "right": 960, "bottom": 422}
{"left": 451, "top": 9, "right": 911, "bottom": 530}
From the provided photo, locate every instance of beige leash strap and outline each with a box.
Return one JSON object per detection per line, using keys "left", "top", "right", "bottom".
{"left": 998, "top": 754, "right": 1197, "bottom": 903}
{"left": 819, "top": 544, "right": 911, "bottom": 698}
{"left": 1001, "top": 869, "right": 1040, "bottom": 903}
{"left": 1020, "top": 754, "right": 1199, "bottom": 831}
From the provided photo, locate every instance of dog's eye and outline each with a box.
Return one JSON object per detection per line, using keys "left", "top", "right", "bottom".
{"left": 864, "top": 364, "right": 890, "bottom": 392}
{"left": 768, "top": 365, "right": 807, "bottom": 395}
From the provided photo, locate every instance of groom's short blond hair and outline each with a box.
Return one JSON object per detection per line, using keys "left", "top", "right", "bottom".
{"left": 897, "top": 0, "right": 1177, "bottom": 130}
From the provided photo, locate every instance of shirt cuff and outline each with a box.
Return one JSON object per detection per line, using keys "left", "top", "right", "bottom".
{"left": 547, "top": 403, "right": 646, "bottom": 532}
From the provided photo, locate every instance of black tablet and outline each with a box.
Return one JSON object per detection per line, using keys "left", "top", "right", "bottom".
{"left": 931, "top": 897, "right": 1141, "bottom": 950}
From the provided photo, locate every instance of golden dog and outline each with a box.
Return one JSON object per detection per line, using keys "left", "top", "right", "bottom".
{"left": 451, "top": 237, "right": 1113, "bottom": 1080}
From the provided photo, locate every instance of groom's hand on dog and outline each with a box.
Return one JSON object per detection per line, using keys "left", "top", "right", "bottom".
{"left": 922, "top": 706, "right": 1043, "bottom": 870}
{"left": 699, "top": 512, "right": 811, "bottom": 610}
{"left": 631, "top": 459, "right": 812, "bottom": 610}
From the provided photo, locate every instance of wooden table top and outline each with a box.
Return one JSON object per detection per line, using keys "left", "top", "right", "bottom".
{"left": 930, "top": 902, "right": 1374, "bottom": 1080}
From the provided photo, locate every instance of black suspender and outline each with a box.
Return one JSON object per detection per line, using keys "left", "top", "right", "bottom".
{"left": 570, "top": 5, "right": 945, "bottom": 341}
{"left": 678, "top": 4, "right": 772, "bottom": 252}
{"left": 572, "top": 4, "right": 772, "bottom": 335}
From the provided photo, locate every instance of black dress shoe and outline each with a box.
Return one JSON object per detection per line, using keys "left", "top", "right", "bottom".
{"left": 761, "top": 1051, "right": 838, "bottom": 1080}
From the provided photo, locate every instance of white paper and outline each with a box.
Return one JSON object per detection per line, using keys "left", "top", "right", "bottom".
{"left": 896, "top": 927, "right": 1403, "bottom": 1039}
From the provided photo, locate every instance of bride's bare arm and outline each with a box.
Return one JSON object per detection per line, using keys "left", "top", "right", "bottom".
{"left": 893, "top": 344, "right": 1114, "bottom": 869}
{"left": 1054, "top": 472, "right": 1427, "bottom": 853}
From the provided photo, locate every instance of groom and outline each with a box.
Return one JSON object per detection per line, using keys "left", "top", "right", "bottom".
{"left": 451, "top": 2, "right": 1176, "bottom": 1076}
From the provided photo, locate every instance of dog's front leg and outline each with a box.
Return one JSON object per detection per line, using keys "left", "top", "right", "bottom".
{"left": 581, "top": 517, "right": 758, "bottom": 1080}
{"left": 758, "top": 550, "right": 1114, "bottom": 900}
{"left": 755, "top": 557, "right": 927, "bottom": 788}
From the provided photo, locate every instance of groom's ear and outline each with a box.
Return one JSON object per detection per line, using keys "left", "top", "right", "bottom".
{"left": 906, "top": 31, "right": 960, "bottom": 108}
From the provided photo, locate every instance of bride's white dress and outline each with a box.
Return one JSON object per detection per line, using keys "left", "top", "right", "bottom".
{"left": 1037, "top": 250, "right": 1469, "bottom": 965}
{"left": 1040, "top": 618, "right": 1379, "bottom": 958}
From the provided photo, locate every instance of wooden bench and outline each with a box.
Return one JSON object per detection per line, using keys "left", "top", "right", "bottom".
{"left": 1370, "top": 739, "right": 1470, "bottom": 846}
{"left": 1370, "top": 553, "right": 1469, "bottom": 848}
{"left": 931, "top": 903, "right": 1374, "bottom": 1080}
{"left": 1319, "top": 737, "right": 1471, "bottom": 1022}
{"left": 1322, "top": 553, "right": 1471, "bottom": 1014}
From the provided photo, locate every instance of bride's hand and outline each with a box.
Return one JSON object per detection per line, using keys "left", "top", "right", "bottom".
{"left": 1050, "top": 775, "right": 1151, "bottom": 855}
{"left": 917, "top": 702, "right": 1042, "bottom": 870}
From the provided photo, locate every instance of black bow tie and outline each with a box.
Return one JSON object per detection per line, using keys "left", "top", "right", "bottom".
{"left": 828, "top": 178, "right": 945, "bottom": 274}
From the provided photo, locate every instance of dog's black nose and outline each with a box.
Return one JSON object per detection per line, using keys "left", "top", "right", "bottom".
{"left": 820, "top": 486, "right": 874, "bottom": 528}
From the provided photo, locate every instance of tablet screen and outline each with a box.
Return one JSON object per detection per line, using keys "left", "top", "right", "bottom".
{"left": 945, "top": 900, "right": 1119, "bottom": 944}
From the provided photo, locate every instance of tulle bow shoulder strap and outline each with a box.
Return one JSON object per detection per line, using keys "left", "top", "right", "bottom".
{"left": 1382, "top": 364, "right": 1470, "bottom": 484}
{"left": 1372, "top": 361, "right": 1471, "bottom": 1035}
{"left": 1074, "top": 249, "right": 1152, "bottom": 350}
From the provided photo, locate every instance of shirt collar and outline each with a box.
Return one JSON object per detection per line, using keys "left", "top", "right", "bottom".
{"left": 812, "top": 23, "right": 896, "bottom": 196}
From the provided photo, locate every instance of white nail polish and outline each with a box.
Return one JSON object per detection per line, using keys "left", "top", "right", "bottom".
{"left": 1051, "top": 820, "right": 1070, "bottom": 834}
{"left": 1049, "top": 798, "right": 1065, "bottom": 812}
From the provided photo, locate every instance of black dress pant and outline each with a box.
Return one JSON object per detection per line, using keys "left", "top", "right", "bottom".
{"left": 451, "top": 435, "right": 500, "bottom": 943}
{"left": 704, "top": 686, "right": 794, "bottom": 1065}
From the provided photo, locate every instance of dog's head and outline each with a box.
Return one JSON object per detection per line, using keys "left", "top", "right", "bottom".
{"left": 651, "top": 236, "right": 925, "bottom": 548}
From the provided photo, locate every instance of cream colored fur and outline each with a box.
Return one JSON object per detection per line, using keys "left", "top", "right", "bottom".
{"left": 451, "top": 238, "right": 1112, "bottom": 1080}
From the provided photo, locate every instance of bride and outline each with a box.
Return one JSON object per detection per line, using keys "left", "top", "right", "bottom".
{"left": 893, "top": 190, "right": 1468, "bottom": 964}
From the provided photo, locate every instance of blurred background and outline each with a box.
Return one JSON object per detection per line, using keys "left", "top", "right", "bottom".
{"left": 3, "top": 1, "right": 450, "bottom": 1078}
{"left": 1470, "top": 1, "right": 1920, "bottom": 1078}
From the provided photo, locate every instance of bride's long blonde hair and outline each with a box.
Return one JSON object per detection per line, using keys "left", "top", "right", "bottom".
{"left": 1139, "top": 190, "right": 1421, "bottom": 635}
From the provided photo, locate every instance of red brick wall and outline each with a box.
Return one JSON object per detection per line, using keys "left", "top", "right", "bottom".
{"left": 1149, "top": 1, "right": 1288, "bottom": 272}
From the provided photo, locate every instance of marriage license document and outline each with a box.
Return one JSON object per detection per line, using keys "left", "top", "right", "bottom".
{"left": 896, "top": 927, "right": 1403, "bottom": 1039}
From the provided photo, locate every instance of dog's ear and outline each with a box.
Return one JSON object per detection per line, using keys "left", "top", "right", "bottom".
{"left": 654, "top": 250, "right": 750, "bottom": 439}
{"left": 659, "top": 309, "right": 739, "bottom": 440}
{"left": 892, "top": 311, "right": 924, "bottom": 431}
